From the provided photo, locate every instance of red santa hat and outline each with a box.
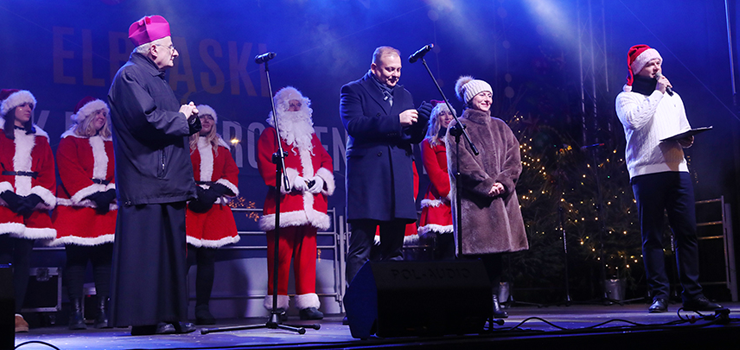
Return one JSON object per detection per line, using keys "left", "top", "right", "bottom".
{"left": 128, "top": 15, "right": 171, "bottom": 47}
{"left": 196, "top": 104, "right": 217, "bottom": 124}
{"left": 626, "top": 44, "right": 662, "bottom": 86}
{"left": 0, "top": 89, "right": 36, "bottom": 117}
{"left": 274, "top": 86, "right": 310, "bottom": 111}
{"left": 71, "top": 96, "right": 109, "bottom": 123}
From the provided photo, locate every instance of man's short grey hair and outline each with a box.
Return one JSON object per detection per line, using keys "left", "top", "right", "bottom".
{"left": 372, "top": 46, "right": 401, "bottom": 65}
{"left": 133, "top": 37, "right": 169, "bottom": 55}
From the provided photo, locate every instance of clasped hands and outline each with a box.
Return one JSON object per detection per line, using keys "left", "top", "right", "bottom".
{"left": 0, "top": 191, "right": 43, "bottom": 217}
{"left": 293, "top": 175, "right": 324, "bottom": 194}
{"left": 489, "top": 182, "right": 505, "bottom": 197}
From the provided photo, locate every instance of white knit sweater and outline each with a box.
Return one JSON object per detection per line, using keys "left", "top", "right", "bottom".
{"left": 615, "top": 85, "right": 691, "bottom": 179}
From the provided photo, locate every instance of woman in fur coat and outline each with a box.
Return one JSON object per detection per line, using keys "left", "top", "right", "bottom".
{"left": 0, "top": 89, "right": 57, "bottom": 333}
{"left": 185, "top": 105, "right": 240, "bottom": 325}
{"left": 52, "top": 97, "right": 118, "bottom": 330}
{"left": 446, "top": 76, "right": 528, "bottom": 318}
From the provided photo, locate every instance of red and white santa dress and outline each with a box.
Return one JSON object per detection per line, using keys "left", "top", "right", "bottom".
{"left": 418, "top": 137, "right": 453, "bottom": 236}
{"left": 52, "top": 100, "right": 117, "bottom": 247}
{"left": 185, "top": 136, "right": 240, "bottom": 248}
{"left": 256, "top": 87, "right": 334, "bottom": 318}
{"left": 0, "top": 93, "right": 56, "bottom": 239}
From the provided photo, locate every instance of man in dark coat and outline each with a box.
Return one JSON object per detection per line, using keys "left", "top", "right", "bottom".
{"left": 107, "top": 15, "right": 201, "bottom": 336}
{"left": 340, "top": 46, "right": 431, "bottom": 284}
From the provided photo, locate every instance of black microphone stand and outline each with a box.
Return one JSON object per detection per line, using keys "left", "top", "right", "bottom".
{"left": 202, "top": 56, "right": 318, "bottom": 335}
{"left": 415, "top": 54, "right": 497, "bottom": 326}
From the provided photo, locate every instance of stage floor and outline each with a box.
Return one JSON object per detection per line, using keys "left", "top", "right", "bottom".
{"left": 13, "top": 302, "right": 740, "bottom": 350}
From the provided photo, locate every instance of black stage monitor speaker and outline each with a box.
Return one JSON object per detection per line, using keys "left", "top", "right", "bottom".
{"left": 343, "top": 260, "right": 492, "bottom": 339}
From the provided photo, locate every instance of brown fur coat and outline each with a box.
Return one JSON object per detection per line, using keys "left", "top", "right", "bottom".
{"left": 446, "top": 108, "right": 529, "bottom": 256}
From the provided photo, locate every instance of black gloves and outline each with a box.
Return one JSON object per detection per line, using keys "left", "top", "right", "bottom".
{"left": 188, "top": 186, "right": 218, "bottom": 213}
{"left": 417, "top": 101, "right": 433, "bottom": 121}
{"left": 85, "top": 189, "right": 116, "bottom": 215}
{"left": 1, "top": 191, "right": 23, "bottom": 213}
{"left": 188, "top": 115, "right": 202, "bottom": 135}
{"left": 17, "top": 194, "right": 43, "bottom": 217}
{"left": 209, "top": 183, "right": 232, "bottom": 196}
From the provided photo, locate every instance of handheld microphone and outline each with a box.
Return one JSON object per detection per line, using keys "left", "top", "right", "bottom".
{"left": 408, "top": 44, "right": 434, "bottom": 63}
{"left": 655, "top": 72, "right": 673, "bottom": 95}
{"left": 254, "top": 52, "right": 276, "bottom": 64}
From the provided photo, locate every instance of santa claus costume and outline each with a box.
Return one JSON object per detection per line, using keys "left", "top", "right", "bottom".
{"left": 51, "top": 96, "right": 118, "bottom": 330}
{"left": 0, "top": 89, "right": 56, "bottom": 333}
{"left": 257, "top": 87, "right": 334, "bottom": 320}
{"left": 185, "top": 104, "right": 240, "bottom": 325}
{"left": 419, "top": 102, "right": 456, "bottom": 260}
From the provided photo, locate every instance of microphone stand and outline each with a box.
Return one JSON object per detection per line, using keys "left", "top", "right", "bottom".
{"left": 417, "top": 56, "right": 495, "bottom": 325}
{"left": 202, "top": 57, "right": 318, "bottom": 335}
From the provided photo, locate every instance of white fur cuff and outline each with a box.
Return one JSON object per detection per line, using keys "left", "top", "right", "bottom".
{"left": 264, "top": 294, "right": 290, "bottom": 311}
{"left": 294, "top": 293, "right": 320, "bottom": 309}
{"left": 315, "top": 167, "right": 335, "bottom": 196}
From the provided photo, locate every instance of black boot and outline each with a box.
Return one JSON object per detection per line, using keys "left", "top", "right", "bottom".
{"left": 195, "top": 303, "right": 216, "bottom": 325}
{"left": 69, "top": 297, "right": 87, "bottom": 330}
{"left": 95, "top": 297, "right": 111, "bottom": 329}
{"left": 492, "top": 294, "right": 508, "bottom": 319}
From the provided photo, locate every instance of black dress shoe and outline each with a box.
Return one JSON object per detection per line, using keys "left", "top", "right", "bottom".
{"left": 683, "top": 296, "right": 722, "bottom": 311}
{"left": 155, "top": 322, "right": 176, "bottom": 334}
{"left": 173, "top": 322, "right": 197, "bottom": 334}
{"left": 648, "top": 298, "right": 668, "bottom": 313}
{"left": 299, "top": 307, "right": 324, "bottom": 320}
{"left": 342, "top": 316, "right": 349, "bottom": 325}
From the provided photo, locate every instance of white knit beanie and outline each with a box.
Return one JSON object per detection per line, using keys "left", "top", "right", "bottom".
{"left": 196, "top": 104, "right": 217, "bottom": 124}
{"left": 455, "top": 76, "right": 492, "bottom": 105}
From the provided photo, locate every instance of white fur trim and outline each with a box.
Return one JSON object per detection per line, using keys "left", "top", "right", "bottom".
{"left": 0, "top": 223, "right": 26, "bottom": 236}
{"left": 89, "top": 136, "right": 109, "bottom": 181}
{"left": 187, "top": 234, "right": 240, "bottom": 249}
{"left": 283, "top": 168, "right": 299, "bottom": 194}
{"left": 196, "top": 104, "right": 217, "bottom": 124}
{"left": 258, "top": 209, "right": 331, "bottom": 231}
{"left": 373, "top": 234, "right": 381, "bottom": 245}
{"left": 630, "top": 48, "right": 662, "bottom": 75}
{"left": 294, "top": 293, "right": 320, "bottom": 309}
{"left": 14, "top": 227, "right": 56, "bottom": 239}
{"left": 315, "top": 167, "right": 335, "bottom": 196}
{"left": 404, "top": 234, "right": 419, "bottom": 245}
{"left": 71, "top": 100, "right": 108, "bottom": 123}
{"left": 418, "top": 224, "right": 454, "bottom": 235}
{"left": 0, "top": 182, "right": 14, "bottom": 195}
{"left": 264, "top": 294, "right": 290, "bottom": 311}
{"left": 30, "top": 186, "right": 56, "bottom": 209}
{"left": 623, "top": 84, "right": 633, "bottom": 92}
{"left": 215, "top": 179, "right": 239, "bottom": 196}
{"left": 12, "top": 130, "right": 35, "bottom": 196}
{"left": 50, "top": 233, "right": 115, "bottom": 247}
{"left": 421, "top": 198, "right": 448, "bottom": 208}
{"left": 69, "top": 183, "right": 106, "bottom": 204}
{"left": 198, "top": 137, "right": 214, "bottom": 183}
{"left": 56, "top": 197, "right": 118, "bottom": 210}
{"left": 1, "top": 90, "right": 36, "bottom": 117}
{"left": 105, "top": 183, "right": 116, "bottom": 191}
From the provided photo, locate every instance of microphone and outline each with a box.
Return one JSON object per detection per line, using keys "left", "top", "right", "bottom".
{"left": 254, "top": 52, "right": 276, "bottom": 64}
{"left": 655, "top": 72, "right": 673, "bottom": 95}
{"left": 408, "top": 44, "right": 434, "bottom": 63}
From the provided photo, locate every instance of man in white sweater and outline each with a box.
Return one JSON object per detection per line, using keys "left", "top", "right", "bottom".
{"left": 615, "top": 44, "right": 721, "bottom": 313}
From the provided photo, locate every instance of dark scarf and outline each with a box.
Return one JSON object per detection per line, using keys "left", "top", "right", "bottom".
{"left": 631, "top": 75, "right": 658, "bottom": 96}
{"left": 368, "top": 71, "right": 394, "bottom": 105}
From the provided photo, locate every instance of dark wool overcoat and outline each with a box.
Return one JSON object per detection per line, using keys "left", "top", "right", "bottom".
{"left": 446, "top": 108, "right": 529, "bottom": 256}
{"left": 340, "top": 72, "right": 428, "bottom": 222}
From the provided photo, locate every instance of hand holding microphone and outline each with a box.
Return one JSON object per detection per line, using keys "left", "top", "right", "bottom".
{"left": 655, "top": 72, "right": 673, "bottom": 95}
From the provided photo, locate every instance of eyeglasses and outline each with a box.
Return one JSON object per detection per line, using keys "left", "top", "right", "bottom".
{"left": 155, "top": 44, "right": 177, "bottom": 53}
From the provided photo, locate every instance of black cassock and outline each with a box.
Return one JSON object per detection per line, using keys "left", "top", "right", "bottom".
{"left": 107, "top": 52, "right": 200, "bottom": 326}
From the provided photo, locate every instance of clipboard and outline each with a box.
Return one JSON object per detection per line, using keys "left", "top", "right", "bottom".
{"left": 660, "top": 126, "right": 713, "bottom": 142}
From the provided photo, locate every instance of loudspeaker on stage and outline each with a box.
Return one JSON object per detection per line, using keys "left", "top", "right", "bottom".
{"left": 343, "top": 260, "right": 492, "bottom": 339}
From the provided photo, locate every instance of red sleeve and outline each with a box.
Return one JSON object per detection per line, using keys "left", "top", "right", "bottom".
{"left": 56, "top": 137, "right": 95, "bottom": 196}
{"left": 257, "top": 127, "right": 278, "bottom": 187}
{"left": 421, "top": 139, "right": 450, "bottom": 197}
{"left": 31, "top": 136, "right": 57, "bottom": 206}
{"left": 412, "top": 160, "right": 419, "bottom": 199}
{"left": 215, "top": 146, "right": 240, "bottom": 196}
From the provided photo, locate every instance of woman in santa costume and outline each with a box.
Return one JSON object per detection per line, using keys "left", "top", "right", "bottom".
{"left": 0, "top": 89, "right": 56, "bottom": 333}
{"left": 418, "top": 102, "right": 456, "bottom": 260}
{"left": 257, "top": 87, "right": 334, "bottom": 321}
{"left": 185, "top": 104, "right": 240, "bottom": 325}
{"left": 51, "top": 96, "right": 117, "bottom": 330}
